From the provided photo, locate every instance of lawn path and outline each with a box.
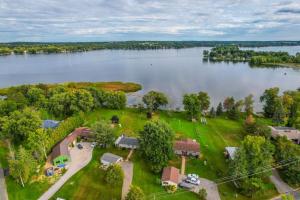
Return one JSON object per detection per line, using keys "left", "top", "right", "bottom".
{"left": 121, "top": 161, "right": 133, "bottom": 200}
{"left": 38, "top": 143, "right": 93, "bottom": 200}
{"left": 0, "top": 168, "right": 8, "bottom": 200}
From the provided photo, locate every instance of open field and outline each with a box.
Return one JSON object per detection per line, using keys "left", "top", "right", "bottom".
{"left": 0, "top": 81, "right": 142, "bottom": 95}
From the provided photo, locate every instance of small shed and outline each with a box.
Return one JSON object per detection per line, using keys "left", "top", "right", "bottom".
{"left": 43, "top": 120, "right": 60, "bottom": 129}
{"left": 115, "top": 134, "right": 139, "bottom": 149}
{"left": 161, "top": 166, "right": 180, "bottom": 187}
{"left": 225, "top": 147, "right": 238, "bottom": 160}
{"left": 100, "top": 153, "right": 123, "bottom": 167}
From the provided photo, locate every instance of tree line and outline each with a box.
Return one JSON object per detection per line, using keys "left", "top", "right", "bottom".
{"left": 1, "top": 41, "right": 300, "bottom": 55}
{"left": 204, "top": 45, "right": 300, "bottom": 66}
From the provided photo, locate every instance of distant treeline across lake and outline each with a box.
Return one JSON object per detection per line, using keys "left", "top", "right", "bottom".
{"left": 1, "top": 41, "right": 300, "bottom": 55}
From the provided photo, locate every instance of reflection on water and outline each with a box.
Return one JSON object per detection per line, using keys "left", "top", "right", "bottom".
{"left": 0, "top": 47, "right": 300, "bottom": 111}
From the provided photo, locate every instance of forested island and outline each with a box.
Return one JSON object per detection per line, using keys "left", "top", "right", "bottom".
{"left": 1, "top": 41, "right": 300, "bottom": 56}
{"left": 203, "top": 45, "right": 300, "bottom": 67}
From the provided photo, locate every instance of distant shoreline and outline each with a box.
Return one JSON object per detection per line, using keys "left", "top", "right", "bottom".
{"left": 1, "top": 41, "right": 300, "bottom": 56}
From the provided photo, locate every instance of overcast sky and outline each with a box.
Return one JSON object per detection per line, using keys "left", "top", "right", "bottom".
{"left": 0, "top": 0, "right": 300, "bottom": 42}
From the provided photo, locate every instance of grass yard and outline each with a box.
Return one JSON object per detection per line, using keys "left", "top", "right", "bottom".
{"left": 52, "top": 148, "right": 129, "bottom": 200}
{"left": 2, "top": 108, "right": 278, "bottom": 200}
{"left": 83, "top": 108, "right": 278, "bottom": 200}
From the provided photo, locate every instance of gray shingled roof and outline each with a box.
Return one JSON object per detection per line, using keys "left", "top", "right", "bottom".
{"left": 118, "top": 136, "right": 139, "bottom": 147}
{"left": 101, "top": 153, "right": 122, "bottom": 164}
{"left": 43, "top": 120, "right": 60, "bottom": 129}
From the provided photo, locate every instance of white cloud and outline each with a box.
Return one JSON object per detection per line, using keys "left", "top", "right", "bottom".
{"left": 0, "top": 0, "right": 299, "bottom": 41}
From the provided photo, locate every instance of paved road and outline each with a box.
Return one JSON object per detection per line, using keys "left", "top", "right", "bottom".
{"left": 0, "top": 168, "right": 8, "bottom": 200}
{"left": 270, "top": 170, "right": 300, "bottom": 200}
{"left": 38, "top": 142, "right": 93, "bottom": 200}
{"left": 270, "top": 170, "right": 293, "bottom": 194}
{"left": 121, "top": 161, "right": 133, "bottom": 200}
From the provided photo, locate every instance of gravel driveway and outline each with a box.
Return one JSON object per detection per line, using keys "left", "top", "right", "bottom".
{"left": 38, "top": 142, "right": 93, "bottom": 200}
{"left": 121, "top": 161, "right": 133, "bottom": 200}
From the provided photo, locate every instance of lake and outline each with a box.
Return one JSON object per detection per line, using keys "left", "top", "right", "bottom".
{"left": 1, "top": 47, "right": 300, "bottom": 111}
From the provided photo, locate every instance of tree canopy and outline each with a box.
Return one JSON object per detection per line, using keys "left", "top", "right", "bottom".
{"left": 139, "top": 121, "right": 174, "bottom": 173}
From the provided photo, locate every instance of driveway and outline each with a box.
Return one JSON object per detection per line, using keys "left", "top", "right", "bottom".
{"left": 121, "top": 161, "right": 133, "bottom": 200}
{"left": 193, "top": 178, "right": 221, "bottom": 200}
{"left": 270, "top": 170, "right": 293, "bottom": 194}
{"left": 270, "top": 170, "right": 300, "bottom": 200}
{"left": 0, "top": 168, "right": 8, "bottom": 200}
{"left": 38, "top": 142, "right": 93, "bottom": 200}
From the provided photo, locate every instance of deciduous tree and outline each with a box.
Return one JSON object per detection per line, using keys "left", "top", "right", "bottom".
{"left": 139, "top": 121, "right": 174, "bottom": 173}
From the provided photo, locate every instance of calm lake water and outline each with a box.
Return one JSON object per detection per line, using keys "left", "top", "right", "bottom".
{"left": 1, "top": 47, "right": 300, "bottom": 111}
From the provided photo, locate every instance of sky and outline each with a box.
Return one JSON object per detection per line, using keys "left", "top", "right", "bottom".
{"left": 0, "top": 0, "right": 300, "bottom": 42}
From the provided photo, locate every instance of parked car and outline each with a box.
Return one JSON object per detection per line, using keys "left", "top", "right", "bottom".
{"left": 179, "top": 182, "right": 195, "bottom": 189}
{"left": 187, "top": 173, "right": 199, "bottom": 179}
{"left": 91, "top": 142, "right": 97, "bottom": 148}
{"left": 185, "top": 177, "right": 200, "bottom": 185}
{"left": 77, "top": 143, "right": 83, "bottom": 149}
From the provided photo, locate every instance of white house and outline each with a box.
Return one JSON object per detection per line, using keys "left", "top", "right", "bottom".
{"left": 100, "top": 153, "right": 123, "bottom": 167}
{"left": 225, "top": 147, "right": 238, "bottom": 160}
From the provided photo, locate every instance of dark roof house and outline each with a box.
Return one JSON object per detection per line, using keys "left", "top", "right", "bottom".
{"left": 115, "top": 134, "right": 139, "bottom": 149}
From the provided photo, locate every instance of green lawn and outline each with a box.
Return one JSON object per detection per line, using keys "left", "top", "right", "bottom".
{"left": 52, "top": 148, "right": 128, "bottom": 200}
{"left": 2, "top": 108, "right": 278, "bottom": 200}
{"left": 0, "top": 140, "right": 9, "bottom": 168}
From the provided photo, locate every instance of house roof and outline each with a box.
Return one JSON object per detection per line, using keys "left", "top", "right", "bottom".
{"left": 174, "top": 139, "right": 200, "bottom": 153}
{"left": 101, "top": 153, "right": 122, "bottom": 164}
{"left": 273, "top": 126, "right": 298, "bottom": 131}
{"left": 161, "top": 166, "right": 180, "bottom": 184}
{"left": 225, "top": 147, "right": 238, "bottom": 159}
{"left": 51, "top": 127, "right": 91, "bottom": 160}
{"left": 270, "top": 126, "right": 300, "bottom": 140}
{"left": 43, "top": 120, "right": 60, "bottom": 129}
{"left": 115, "top": 135, "right": 139, "bottom": 147}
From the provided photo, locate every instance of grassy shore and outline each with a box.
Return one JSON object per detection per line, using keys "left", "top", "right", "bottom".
{"left": 0, "top": 81, "right": 142, "bottom": 95}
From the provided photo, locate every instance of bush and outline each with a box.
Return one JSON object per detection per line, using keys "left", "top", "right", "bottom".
{"left": 198, "top": 188, "right": 207, "bottom": 200}
{"left": 164, "top": 184, "right": 177, "bottom": 193}
{"left": 125, "top": 185, "right": 145, "bottom": 200}
{"left": 105, "top": 164, "right": 124, "bottom": 186}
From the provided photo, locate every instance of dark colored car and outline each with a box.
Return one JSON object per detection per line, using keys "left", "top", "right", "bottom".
{"left": 77, "top": 143, "right": 83, "bottom": 149}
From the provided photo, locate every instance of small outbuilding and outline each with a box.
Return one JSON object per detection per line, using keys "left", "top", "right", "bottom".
{"left": 174, "top": 139, "right": 200, "bottom": 157}
{"left": 111, "top": 115, "right": 119, "bottom": 124}
{"left": 43, "top": 120, "right": 60, "bottom": 129}
{"left": 161, "top": 166, "right": 180, "bottom": 187}
{"left": 100, "top": 153, "right": 123, "bottom": 167}
{"left": 115, "top": 134, "right": 139, "bottom": 149}
{"left": 225, "top": 147, "right": 238, "bottom": 160}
